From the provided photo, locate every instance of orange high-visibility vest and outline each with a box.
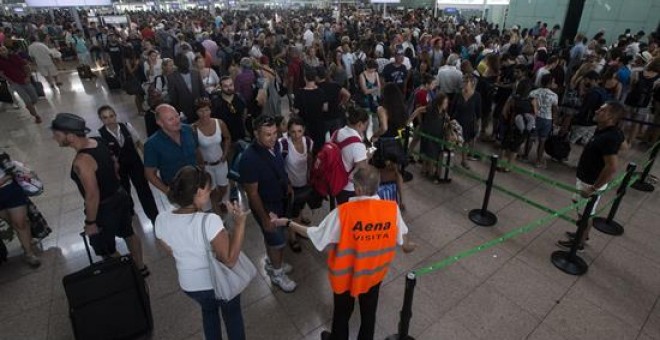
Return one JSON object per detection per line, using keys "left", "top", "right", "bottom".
{"left": 328, "top": 199, "right": 398, "bottom": 297}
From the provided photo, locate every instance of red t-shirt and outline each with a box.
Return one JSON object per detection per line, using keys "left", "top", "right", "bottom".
{"left": 0, "top": 54, "right": 28, "bottom": 84}
{"left": 288, "top": 58, "right": 304, "bottom": 90}
{"left": 141, "top": 28, "right": 155, "bottom": 41}
{"left": 415, "top": 88, "right": 430, "bottom": 107}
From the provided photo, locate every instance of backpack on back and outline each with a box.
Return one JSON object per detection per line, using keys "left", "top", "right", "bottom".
{"left": 625, "top": 74, "right": 660, "bottom": 108}
{"left": 310, "top": 132, "right": 362, "bottom": 197}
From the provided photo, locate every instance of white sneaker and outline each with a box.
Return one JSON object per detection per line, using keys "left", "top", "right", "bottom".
{"left": 270, "top": 269, "right": 297, "bottom": 293}
{"left": 264, "top": 257, "right": 293, "bottom": 274}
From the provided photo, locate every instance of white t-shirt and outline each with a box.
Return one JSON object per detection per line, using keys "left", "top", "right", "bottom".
{"left": 529, "top": 88, "right": 558, "bottom": 120}
{"left": 155, "top": 212, "right": 224, "bottom": 292}
{"left": 335, "top": 126, "right": 366, "bottom": 192}
{"left": 28, "top": 42, "right": 55, "bottom": 66}
{"left": 307, "top": 195, "right": 408, "bottom": 250}
{"left": 303, "top": 29, "right": 315, "bottom": 47}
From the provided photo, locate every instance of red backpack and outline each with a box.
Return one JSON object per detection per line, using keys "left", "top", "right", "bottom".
{"left": 310, "top": 132, "right": 362, "bottom": 197}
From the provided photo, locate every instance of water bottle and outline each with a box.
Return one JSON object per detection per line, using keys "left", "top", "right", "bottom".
{"left": 231, "top": 184, "right": 251, "bottom": 214}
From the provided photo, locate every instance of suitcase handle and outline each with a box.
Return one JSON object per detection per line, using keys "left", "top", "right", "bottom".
{"left": 79, "top": 231, "right": 95, "bottom": 266}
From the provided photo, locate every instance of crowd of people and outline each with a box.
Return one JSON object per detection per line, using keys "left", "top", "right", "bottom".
{"left": 1, "top": 5, "right": 659, "bottom": 340}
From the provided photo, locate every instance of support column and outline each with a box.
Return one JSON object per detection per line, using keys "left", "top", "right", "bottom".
{"left": 70, "top": 7, "right": 83, "bottom": 32}
{"left": 560, "top": 0, "right": 586, "bottom": 46}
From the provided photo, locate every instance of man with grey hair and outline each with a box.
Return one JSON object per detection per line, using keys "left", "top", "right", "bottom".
{"left": 436, "top": 54, "right": 463, "bottom": 102}
{"left": 271, "top": 165, "right": 416, "bottom": 340}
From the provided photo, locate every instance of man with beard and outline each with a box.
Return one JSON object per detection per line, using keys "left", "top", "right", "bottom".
{"left": 51, "top": 113, "right": 148, "bottom": 276}
{"left": 382, "top": 48, "right": 408, "bottom": 94}
{"left": 212, "top": 76, "right": 249, "bottom": 149}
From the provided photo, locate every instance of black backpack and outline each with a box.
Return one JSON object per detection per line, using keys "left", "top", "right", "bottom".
{"left": 625, "top": 74, "right": 660, "bottom": 108}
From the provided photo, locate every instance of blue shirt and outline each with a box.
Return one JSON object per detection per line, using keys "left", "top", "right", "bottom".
{"left": 144, "top": 124, "right": 198, "bottom": 184}
{"left": 239, "top": 142, "right": 288, "bottom": 209}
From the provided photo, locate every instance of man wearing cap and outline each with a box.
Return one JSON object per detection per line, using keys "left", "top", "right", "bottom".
{"left": 571, "top": 71, "right": 610, "bottom": 144}
{"left": 51, "top": 113, "right": 148, "bottom": 276}
{"left": 144, "top": 104, "right": 200, "bottom": 209}
{"left": 382, "top": 49, "right": 408, "bottom": 94}
{"left": 0, "top": 45, "right": 42, "bottom": 123}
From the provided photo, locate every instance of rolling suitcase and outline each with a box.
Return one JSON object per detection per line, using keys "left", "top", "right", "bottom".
{"left": 77, "top": 64, "right": 95, "bottom": 80}
{"left": 104, "top": 70, "right": 122, "bottom": 90}
{"left": 62, "top": 232, "right": 153, "bottom": 340}
{"left": 31, "top": 73, "right": 45, "bottom": 97}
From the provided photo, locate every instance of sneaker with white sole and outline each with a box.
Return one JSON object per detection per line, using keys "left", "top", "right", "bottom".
{"left": 270, "top": 269, "right": 297, "bottom": 293}
{"left": 23, "top": 253, "right": 41, "bottom": 268}
{"left": 264, "top": 257, "right": 293, "bottom": 274}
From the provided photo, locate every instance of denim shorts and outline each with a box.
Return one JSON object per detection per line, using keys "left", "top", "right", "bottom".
{"left": 535, "top": 117, "right": 553, "bottom": 139}
{"left": 0, "top": 181, "right": 28, "bottom": 211}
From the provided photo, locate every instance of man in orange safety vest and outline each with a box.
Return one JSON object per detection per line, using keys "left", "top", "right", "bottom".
{"left": 271, "top": 165, "right": 416, "bottom": 340}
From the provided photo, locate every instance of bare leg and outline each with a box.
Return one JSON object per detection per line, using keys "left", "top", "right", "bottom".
{"left": 124, "top": 234, "right": 145, "bottom": 269}
{"left": 536, "top": 138, "right": 546, "bottom": 165}
{"left": 266, "top": 247, "right": 283, "bottom": 269}
{"left": 25, "top": 104, "right": 42, "bottom": 123}
{"left": 1, "top": 206, "right": 37, "bottom": 257}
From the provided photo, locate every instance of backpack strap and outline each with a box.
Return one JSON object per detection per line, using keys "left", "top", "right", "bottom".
{"left": 280, "top": 137, "right": 289, "bottom": 158}
{"left": 305, "top": 136, "right": 312, "bottom": 152}
{"left": 335, "top": 134, "right": 362, "bottom": 149}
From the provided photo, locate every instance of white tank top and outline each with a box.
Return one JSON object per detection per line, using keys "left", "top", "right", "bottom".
{"left": 282, "top": 136, "right": 309, "bottom": 188}
{"left": 197, "top": 119, "right": 223, "bottom": 163}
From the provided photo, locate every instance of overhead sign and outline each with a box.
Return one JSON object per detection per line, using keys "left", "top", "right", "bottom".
{"left": 25, "top": 0, "right": 111, "bottom": 7}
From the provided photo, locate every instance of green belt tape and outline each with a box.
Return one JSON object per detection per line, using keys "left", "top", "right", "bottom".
{"left": 413, "top": 198, "right": 588, "bottom": 276}
{"left": 412, "top": 171, "right": 639, "bottom": 277}
{"left": 417, "top": 131, "right": 579, "bottom": 193}
{"left": 412, "top": 150, "right": 578, "bottom": 224}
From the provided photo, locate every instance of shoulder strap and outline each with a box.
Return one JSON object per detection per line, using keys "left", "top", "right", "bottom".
{"left": 305, "top": 136, "right": 312, "bottom": 152}
{"left": 280, "top": 138, "right": 289, "bottom": 158}
{"left": 336, "top": 135, "right": 362, "bottom": 149}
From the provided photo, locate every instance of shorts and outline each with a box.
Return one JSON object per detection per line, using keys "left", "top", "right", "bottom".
{"left": 37, "top": 64, "right": 58, "bottom": 77}
{"left": 252, "top": 201, "right": 286, "bottom": 249}
{"left": 572, "top": 179, "right": 607, "bottom": 216}
{"left": 570, "top": 125, "right": 596, "bottom": 144}
{"left": 377, "top": 181, "right": 398, "bottom": 202}
{"left": 90, "top": 189, "right": 135, "bottom": 256}
{"left": 535, "top": 117, "right": 553, "bottom": 139}
{"left": 204, "top": 162, "right": 229, "bottom": 188}
{"left": 0, "top": 181, "right": 28, "bottom": 211}
{"left": 9, "top": 82, "right": 38, "bottom": 106}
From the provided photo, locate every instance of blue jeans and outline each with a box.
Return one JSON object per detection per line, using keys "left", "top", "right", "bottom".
{"left": 184, "top": 290, "right": 245, "bottom": 340}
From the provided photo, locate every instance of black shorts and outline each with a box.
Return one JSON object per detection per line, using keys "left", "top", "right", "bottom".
{"left": 0, "top": 181, "right": 28, "bottom": 211}
{"left": 89, "top": 189, "right": 134, "bottom": 256}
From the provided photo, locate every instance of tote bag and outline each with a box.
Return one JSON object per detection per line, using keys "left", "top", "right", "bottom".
{"left": 201, "top": 214, "right": 256, "bottom": 301}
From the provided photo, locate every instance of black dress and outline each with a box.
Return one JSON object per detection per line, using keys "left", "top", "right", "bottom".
{"left": 451, "top": 92, "right": 481, "bottom": 142}
{"left": 420, "top": 104, "right": 446, "bottom": 160}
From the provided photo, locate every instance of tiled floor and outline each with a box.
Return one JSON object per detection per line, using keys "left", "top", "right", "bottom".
{"left": 1, "top": 70, "right": 659, "bottom": 340}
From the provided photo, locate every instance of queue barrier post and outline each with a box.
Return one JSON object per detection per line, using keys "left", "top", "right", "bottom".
{"left": 631, "top": 142, "right": 659, "bottom": 192}
{"left": 551, "top": 195, "right": 598, "bottom": 276}
{"left": 386, "top": 272, "right": 416, "bottom": 340}
{"left": 401, "top": 126, "right": 414, "bottom": 183}
{"left": 593, "top": 162, "right": 637, "bottom": 236}
{"left": 468, "top": 154, "right": 499, "bottom": 227}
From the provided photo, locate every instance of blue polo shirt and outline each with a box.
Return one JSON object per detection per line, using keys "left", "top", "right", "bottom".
{"left": 144, "top": 124, "right": 198, "bottom": 184}
{"left": 239, "top": 142, "right": 288, "bottom": 211}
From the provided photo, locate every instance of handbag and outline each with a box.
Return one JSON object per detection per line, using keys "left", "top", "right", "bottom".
{"left": 11, "top": 161, "right": 44, "bottom": 197}
{"left": 27, "top": 198, "right": 52, "bottom": 240}
{"left": 201, "top": 214, "right": 256, "bottom": 301}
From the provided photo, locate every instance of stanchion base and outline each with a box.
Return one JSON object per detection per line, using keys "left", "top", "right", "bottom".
{"left": 592, "top": 217, "right": 624, "bottom": 236}
{"left": 551, "top": 250, "right": 588, "bottom": 276}
{"left": 437, "top": 178, "right": 452, "bottom": 184}
{"left": 385, "top": 335, "right": 415, "bottom": 340}
{"left": 402, "top": 170, "right": 413, "bottom": 183}
{"left": 469, "top": 209, "right": 497, "bottom": 227}
{"left": 631, "top": 180, "right": 655, "bottom": 192}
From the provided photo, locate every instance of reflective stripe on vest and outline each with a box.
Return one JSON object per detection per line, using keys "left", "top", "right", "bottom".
{"left": 328, "top": 199, "right": 398, "bottom": 297}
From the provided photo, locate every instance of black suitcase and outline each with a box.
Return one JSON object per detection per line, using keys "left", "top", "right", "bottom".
{"left": 545, "top": 132, "right": 571, "bottom": 161}
{"left": 31, "top": 74, "right": 45, "bottom": 97}
{"left": 105, "top": 71, "right": 122, "bottom": 90}
{"left": 77, "top": 65, "right": 95, "bottom": 80}
{"left": 62, "top": 232, "right": 153, "bottom": 340}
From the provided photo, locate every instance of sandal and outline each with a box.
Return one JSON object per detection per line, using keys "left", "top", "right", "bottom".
{"left": 289, "top": 239, "right": 302, "bottom": 253}
{"left": 140, "top": 266, "right": 150, "bottom": 278}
